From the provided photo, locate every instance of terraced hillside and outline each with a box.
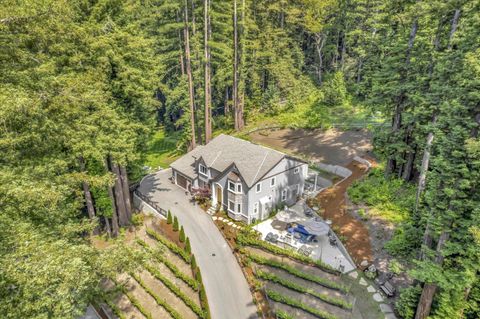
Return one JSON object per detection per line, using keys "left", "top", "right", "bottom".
{"left": 233, "top": 229, "right": 384, "bottom": 319}
{"left": 100, "top": 215, "right": 210, "bottom": 319}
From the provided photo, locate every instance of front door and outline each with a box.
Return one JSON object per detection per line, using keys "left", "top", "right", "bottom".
{"left": 215, "top": 184, "right": 222, "bottom": 208}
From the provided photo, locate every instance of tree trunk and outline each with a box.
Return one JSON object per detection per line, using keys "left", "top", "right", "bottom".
{"left": 204, "top": 0, "right": 212, "bottom": 143}
{"left": 119, "top": 165, "right": 132, "bottom": 221}
{"left": 78, "top": 156, "right": 96, "bottom": 220}
{"left": 233, "top": 0, "right": 240, "bottom": 130}
{"left": 104, "top": 216, "right": 112, "bottom": 237}
{"left": 110, "top": 158, "right": 129, "bottom": 227}
{"left": 106, "top": 185, "right": 119, "bottom": 237}
{"left": 402, "top": 145, "right": 416, "bottom": 181}
{"left": 184, "top": 0, "right": 196, "bottom": 150}
{"left": 386, "top": 14, "right": 419, "bottom": 175}
{"left": 415, "top": 115, "right": 437, "bottom": 210}
{"left": 224, "top": 86, "right": 229, "bottom": 115}
{"left": 177, "top": 11, "right": 185, "bottom": 75}
{"left": 415, "top": 229, "right": 450, "bottom": 319}
{"left": 315, "top": 33, "right": 326, "bottom": 84}
{"left": 448, "top": 9, "right": 461, "bottom": 50}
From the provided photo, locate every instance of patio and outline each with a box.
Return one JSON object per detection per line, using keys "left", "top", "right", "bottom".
{"left": 253, "top": 201, "right": 356, "bottom": 274}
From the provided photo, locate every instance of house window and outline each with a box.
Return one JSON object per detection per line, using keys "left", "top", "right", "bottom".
{"left": 228, "top": 200, "right": 235, "bottom": 212}
{"left": 236, "top": 183, "right": 242, "bottom": 193}
{"left": 256, "top": 183, "right": 261, "bottom": 193}
{"left": 253, "top": 202, "right": 259, "bottom": 215}
{"left": 294, "top": 167, "right": 300, "bottom": 174}
{"left": 281, "top": 189, "right": 287, "bottom": 201}
{"left": 237, "top": 203, "right": 242, "bottom": 213}
{"left": 199, "top": 164, "right": 208, "bottom": 176}
{"left": 270, "top": 177, "right": 276, "bottom": 187}
{"left": 228, "top": 180, "right": 236, "bottom": 192}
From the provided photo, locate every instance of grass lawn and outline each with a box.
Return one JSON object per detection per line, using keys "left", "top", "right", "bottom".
{"left": 145, "top": 129, "right": 182, "bottom": 169}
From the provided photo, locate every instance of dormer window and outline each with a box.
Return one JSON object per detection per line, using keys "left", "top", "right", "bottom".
{"left": 199, "top": 164, "right": 208, "bottom": 176}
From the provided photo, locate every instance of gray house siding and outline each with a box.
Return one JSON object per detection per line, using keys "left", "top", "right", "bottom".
{"left": 247, "top": 158, "right": 308, "bottom": 222}
{"left": 213, "top": 165, "right": 249, "bottom": 222}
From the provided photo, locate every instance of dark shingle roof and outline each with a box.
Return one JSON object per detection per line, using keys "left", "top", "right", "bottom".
{"left": 170, "top": 134, "right": 291, "bottom": 187}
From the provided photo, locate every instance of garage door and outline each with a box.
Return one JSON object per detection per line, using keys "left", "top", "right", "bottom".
{"left": 176, "top": 172, "right": 188, "bottom": 189}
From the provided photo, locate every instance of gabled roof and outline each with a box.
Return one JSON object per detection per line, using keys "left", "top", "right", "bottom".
{"left": 170, "top": 134, "right": 304, "bottom": 187}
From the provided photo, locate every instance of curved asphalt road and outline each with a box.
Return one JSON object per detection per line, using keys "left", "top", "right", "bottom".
{"left": 138, "top": 169, "right": 258, "bottom": 319}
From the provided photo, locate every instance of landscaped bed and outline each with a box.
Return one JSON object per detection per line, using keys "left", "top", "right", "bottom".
{"left": 99, "top": 214, "right": 211, "bottom": 319}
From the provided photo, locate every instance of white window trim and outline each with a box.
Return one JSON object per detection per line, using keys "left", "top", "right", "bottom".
{"left": 228, "top": 180, "right": 236, "bottom": 192}
{"left": 199, "top": 164, "right": 208, "bottom": 177}
{"left": 270, "top": 177, "right": 276, "bottom": 187}
{"left": 294, "top": 167, "right": 300, "bottom": 174}
{"left": 228, "top": 179, "right": 243, "bottom": 194}
{"left": 236, "top": 202, "right": 242, "bottom": 213}
{"left": 256, "top": 183, "right": 261, "bottom": 193}
{"left": 228, "top": 200, "right": 235, "bottom": 213}
{"left": 281, "top": 189, "right": 287, "bottom": 201}
{"left": 253, "top": 202, "right": 259, "bottom": 215}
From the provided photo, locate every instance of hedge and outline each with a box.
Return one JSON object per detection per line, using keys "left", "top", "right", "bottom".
{"left": 146, "top": 228, "right": 191, "bottom": 263}
{"left": 131, "top": 272, "right": 183, "bottom": 319}
{"left": 266, "top": 289, "right": 338, "bottom": 319}
{"left": 247, "top": 253, "right": 348, "bottom": 293}
{"left": 237, "top": 231, "right": 340, "bottom": 274}
{"left": 137, "top": 239, "right": 199, "bottom": 291}
{"left": 256, "top": 271, "right": 352, "bottom": 309}
{"left": 276, "top": 310, "right": 295, "bottom": 319}
{"left": 144, "top": 263, "right": 206, "bottom": 318}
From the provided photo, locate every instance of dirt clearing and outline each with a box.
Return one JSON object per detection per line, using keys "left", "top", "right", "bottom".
{"left": 249, "top": 128, "right": 372, "bottom": 165}
{"left": 316, "top": 160, "right": 374, "bottom": 265}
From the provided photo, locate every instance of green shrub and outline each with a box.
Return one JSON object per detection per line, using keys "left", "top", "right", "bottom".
{"left": 146, "top": 228, "right": 191, "bottom": 263}
{"left": 167, "top": 210, "right": 173, "bottom": 224}
{"left": 191, "top": 254, "right": 197, "bottom": 271}
{"left": 388, "top": 259, "right": 404, "bottom": 275}
{"left": 347, "top": 167, "right": 415, "bottom": 224}
{"left": 265, "top": 289, "right": 338, "bottom": 319}
{"left": 396, "top": 285, "right": 422, "bottom": 319}
{"left": 237, "top": 231, "right": 340, "bottom": 274}
{"left": 276, "top": 310, "right": 294, "bottom": 319}
{"left": 131, "top": 213, "right": 144, "bottom": 226}
{"left": 256, "top": 271, "right": 352, "bottom": 309}
{"left": 179, "top": 226, "right": 185, "bottom": 242}
{"left": 384, "top": 222, "right": 422, "bottom": 258}
{"left": 173, "top": 216, "right": 179, "bottom": 231}
{"left": 357, "top": 208, "right": 368, "bottom": 221}
{"left": 247, "top": 253, "right": 348, "bottom": 292}
{"left": 185, "top": 237, "right": 191, "bottom": 254}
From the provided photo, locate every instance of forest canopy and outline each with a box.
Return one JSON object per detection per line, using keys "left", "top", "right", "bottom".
{"left": 1, "top": 0, "right": 479, "bottom": 318}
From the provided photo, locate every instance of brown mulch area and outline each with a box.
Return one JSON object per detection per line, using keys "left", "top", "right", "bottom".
{"left": 315, "top": 159, "right": 375, "bottom": 266}
{"left": 151, "top": 219, "right": 185, "bottom": 249}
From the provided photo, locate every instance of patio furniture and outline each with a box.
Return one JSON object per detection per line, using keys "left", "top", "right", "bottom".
{"left": 380, "top": 280, "right": 396, "bottom": 297}
{"left": 328, "top": 234, "right": 337, "bottom": 246}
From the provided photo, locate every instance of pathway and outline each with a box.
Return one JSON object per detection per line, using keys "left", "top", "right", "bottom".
{"left": 138, "top": 169, "right": 258, "bottom": 319}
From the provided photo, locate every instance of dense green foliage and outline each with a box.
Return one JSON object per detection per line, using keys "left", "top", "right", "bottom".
{"left": 1, "top": 0, "right": 479, "bottom": 318}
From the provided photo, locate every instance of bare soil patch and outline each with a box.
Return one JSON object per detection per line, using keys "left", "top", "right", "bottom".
{"left": 138, "top": 269, "right": 198, "bottom": 319}
{"left": 118, "top": 273, "right": 171, "bottom": 319}
{"left": 249, "top": 128, "right": 372, "bottom": 165}
{"left": 112, "top": 292, "right": 146, "bottom": 319}
{"left": 265, "top": 282, "right": 352, "bottom": 319}
{"left": 315, "top": 160, "right": 374, "bottom": 266}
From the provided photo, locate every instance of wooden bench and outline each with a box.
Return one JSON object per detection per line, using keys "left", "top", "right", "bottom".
{"left": 380, "top": 280, "right": 396, "bottom": 297}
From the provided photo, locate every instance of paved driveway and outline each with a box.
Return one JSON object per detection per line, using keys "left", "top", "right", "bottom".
{"left": 138, "top": 169, "right": 258, "bottom": 319}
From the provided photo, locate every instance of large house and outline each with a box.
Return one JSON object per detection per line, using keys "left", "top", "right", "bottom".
{"left": 170, "top": 134, "right": 308, "bottom": 223}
